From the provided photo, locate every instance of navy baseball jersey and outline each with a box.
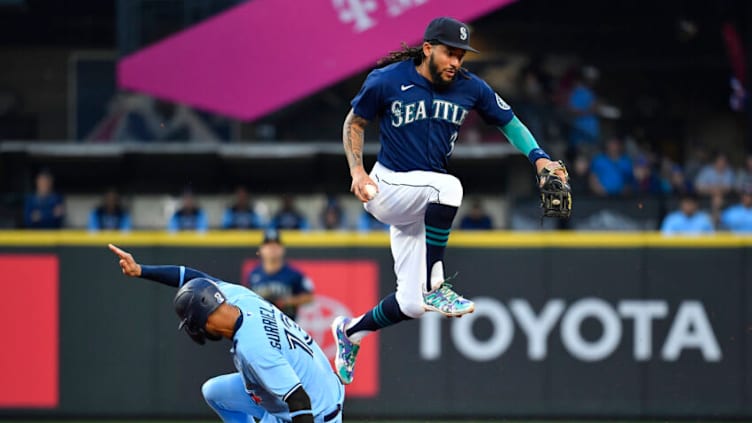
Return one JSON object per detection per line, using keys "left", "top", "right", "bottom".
{"left": 351, "top": 60, "right": 515, "bottom": 173}
{"left": 23, "top": 193, "right": 64, "bottom": 229}
{"left": 248, "top": 264, "right": 314, "bottom": 320}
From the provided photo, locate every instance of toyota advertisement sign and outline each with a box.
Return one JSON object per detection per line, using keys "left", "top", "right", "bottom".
{"left": 0, "top": 243, "right": 748, "bottom": 419}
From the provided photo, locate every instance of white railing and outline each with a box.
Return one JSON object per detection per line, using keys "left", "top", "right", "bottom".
{"left": 0, "top": 141, "right": 517, "bottom": 158}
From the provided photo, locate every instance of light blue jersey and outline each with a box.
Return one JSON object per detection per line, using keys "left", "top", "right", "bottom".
{"left": 215, "top": 281, "right": 343, "bottom": 420}
{"left": 146, "top": 265, "right": 344, "bottom": 423}
{"left": 721, "top": 204, "right": 752, "bottom": 233}
{"left": 660, "top": 211, "right": 714, "bottom": 235}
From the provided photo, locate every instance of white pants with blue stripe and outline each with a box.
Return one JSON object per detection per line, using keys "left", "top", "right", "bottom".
{"left": 364, "top": 161, "right": 464, "bottom": 318}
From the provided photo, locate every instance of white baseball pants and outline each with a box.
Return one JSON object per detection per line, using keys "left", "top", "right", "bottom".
{"left": 364, "top": 161, "right": 463, "bottom": 318}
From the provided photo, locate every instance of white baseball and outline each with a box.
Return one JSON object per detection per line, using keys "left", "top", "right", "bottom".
{"left": 364, "top": 184, "right": 378, "bottom": 200}
{"left": 552, "top": 199, "right": 561, "bottom": 206}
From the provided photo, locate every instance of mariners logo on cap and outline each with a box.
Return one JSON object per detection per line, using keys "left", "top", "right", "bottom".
{"left": 424, "top": 17, "right": 479, "bottom": 53}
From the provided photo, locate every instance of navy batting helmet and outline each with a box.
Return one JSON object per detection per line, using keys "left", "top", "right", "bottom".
{"left": 174, "top": 278, "right": 226, "bottom": 345}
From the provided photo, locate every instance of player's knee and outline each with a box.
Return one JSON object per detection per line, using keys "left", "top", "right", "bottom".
{"left": 400, "top": 300, "right": 425, "bottom": 318}
{"left": 440, "top": 175, "right": 463, "bottom": 207}
{"left": 395, "top": 291, "right": 425, "bottom": 318}
{"left": 201, "top": 378, "right": 221, "bottom": 403}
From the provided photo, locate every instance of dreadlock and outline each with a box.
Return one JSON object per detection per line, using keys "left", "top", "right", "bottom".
{"left": 376, "top": 41, "right": 471, "bottom": 79}
{"left": 377, "top": 42, "right": 427, "bottom": 67}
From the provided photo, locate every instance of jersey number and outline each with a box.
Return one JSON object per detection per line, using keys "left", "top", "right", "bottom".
{"left": 447, "top": 131, "right": 458, "bottom": 156}
{"left": 284, "top": 329, "right": 313, "bottom": 357}
{"left": 280, "top": 314, "right": 314, "bottom": 357}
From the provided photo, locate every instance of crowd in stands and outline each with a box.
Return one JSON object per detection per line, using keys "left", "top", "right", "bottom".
{"left": 19, "top": 170, "right": 496, "bottom": 232}
{"left": 564, "top": 131, "right": 752, "bottom": 234}
{"left": 16, "top": 61, "right": 751, "bottom": 235}
{"left": 557, "top": 132, "right": 752, "bottom": 234}
{"left": 20, "top": 134, "right": 752, "bottom": 235}
{"left": 497, "top": 62, "right": 751, "bottom": 235}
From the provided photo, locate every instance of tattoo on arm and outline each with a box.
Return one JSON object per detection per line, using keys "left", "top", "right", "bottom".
{"left": 343, "top": 110, "right": 369, "bottom": 170}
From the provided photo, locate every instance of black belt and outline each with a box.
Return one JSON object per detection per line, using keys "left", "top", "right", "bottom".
{"left": 323, "top": 403, "right": 342, "bottom": 422}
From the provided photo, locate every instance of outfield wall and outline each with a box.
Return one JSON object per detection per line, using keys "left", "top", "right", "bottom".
{"left": 0, "top": 231, "right": 750, "bottom": 419}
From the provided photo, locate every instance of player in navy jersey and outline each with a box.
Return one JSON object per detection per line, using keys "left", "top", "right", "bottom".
{"left": 332, "top": 17, "right": 568, "bottom": 385}
{"left": 108, "top": 244, "right": 343, "bottom": 423}
{"left": 248, "top": 230, "right": 314, "bottom": 321}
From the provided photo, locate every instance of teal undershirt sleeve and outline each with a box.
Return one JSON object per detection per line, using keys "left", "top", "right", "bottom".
{"left": 498, "top": 116, "right": 550, "bottom": 164}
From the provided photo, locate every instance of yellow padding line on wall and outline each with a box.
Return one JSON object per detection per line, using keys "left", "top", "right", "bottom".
{"left": 0, "top": 230, "right": 751, "bottom": 248}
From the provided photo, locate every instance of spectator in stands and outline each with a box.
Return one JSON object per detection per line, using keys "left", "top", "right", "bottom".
{"left": 665, "top": 164, "right": 695, "bottom": 195}
{"left": 247, "top": 229, "right": 314, "bottom": 321}
{"left": 270, "top": 195, "right": 309, "bottom": 230}
{"left": 167, "top": 188, "right": 208, "bottom": 232}
{"left": 566, "top": 66, "right": 601, "bottom": 154}
{"left": 720, "top": 185, "right": 752, "bottom": 233}
{"left": 88, "top": 188, "right": 131, "bottom": 231}
{"left": 631, "top": 156, "right": 666, "bottom": 195}
{"left": 357, "top": 210, "right": 389, "bottom": 232}
{"left": 695, "top": 151, "right": 734, "bottom": 198}
{"left": 320, "top": 195, "right": 347, "bottom": 230}
{"left": 515, "top": 59, "right": 554, "bottom": 141}
{"left": 23, "top": 169, "right": 65, "bottom": 229}
{"left": 660, "top": 193, "right": 714, "bottom": 235}
{"left": 460, "top": 200, "right": 494, "bottom": 230}
{"left": 589, "top": 137, "right": 633, "bottom": 196}
{"left": 684, "top": 145, "right": 710, "bottom": 184}
{"left": 735, "top": 154, "right": 752, "bottom": 194}
{"left": 569, "top": 153, "right": 593, "bottom": 195}
{"left": 694, "top": 151, "right": 734, "bottom": 227}
{"left": 222, "top": 186, "right": 263, "bottom": 229}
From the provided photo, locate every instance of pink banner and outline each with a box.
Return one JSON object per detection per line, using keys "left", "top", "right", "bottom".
{"left": 118, "top": 0, "right": 515, "bottom": 121}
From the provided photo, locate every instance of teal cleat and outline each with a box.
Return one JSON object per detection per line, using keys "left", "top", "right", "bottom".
{"left": 423, "top": 282, "right": 475, "bottom": 317}
{"left": 331, "top": 316, "right": 360, "bottom": 385}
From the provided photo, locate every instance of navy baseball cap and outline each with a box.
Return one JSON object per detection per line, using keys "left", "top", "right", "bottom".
{"left": 424, "top": 17, "right": 479, "bottom": 53}
{"left": 262, "top": 229, "right": 281, "bottom": 244}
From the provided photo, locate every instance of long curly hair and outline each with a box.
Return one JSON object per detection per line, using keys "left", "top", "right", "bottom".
{"left": 377, "top": 42, "right": 428, "bottom": 67}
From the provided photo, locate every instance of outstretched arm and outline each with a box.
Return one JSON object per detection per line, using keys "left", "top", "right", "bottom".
{"left": 108, "top": 244, "right": 214, "bottom": 287}
{"left": 499, "top": 116, "right": 568, "bottom": 181}
{"left": 343, "top": 109, "right": 378, "bottom": 203}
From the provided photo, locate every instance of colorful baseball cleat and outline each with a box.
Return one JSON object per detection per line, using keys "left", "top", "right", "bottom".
{"left": 423, "top": 282, "right": 475, "bottom": 317}
{"left": 331, "top": 316, "right": 360, "bottom": 385}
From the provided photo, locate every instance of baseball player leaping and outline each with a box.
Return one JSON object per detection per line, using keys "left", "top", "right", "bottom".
{"left": 332, "top": 17, "right": 568, "bottom": 385}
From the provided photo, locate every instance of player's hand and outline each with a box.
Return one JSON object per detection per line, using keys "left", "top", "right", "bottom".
{"left": 108, "top": 243, "right": 142, "bottom": 277}
{"left": 350, "top": 166, "right": 378, "bottom": 203}
{"left": 535, "top": 158, "right": 568, "bottom": 186}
